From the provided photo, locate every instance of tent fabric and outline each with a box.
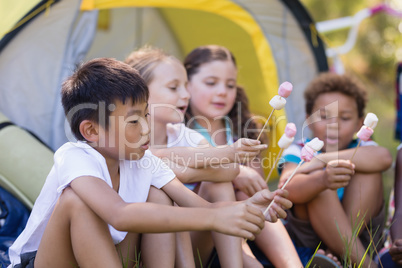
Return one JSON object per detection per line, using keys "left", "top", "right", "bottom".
{"left": 55, "top": 10, "right": 99, "bottom": 147}
{"left": 80, "top": 0, "right": 327, "bottom": 165}
{"left": 0, "top": 0, "right": 60, "bottom": 53}
{"left": 0, "top": 0, "right": 327, "bottom": 186}
{"left": 0, "top": 0, "right": 81, "bottom": 149}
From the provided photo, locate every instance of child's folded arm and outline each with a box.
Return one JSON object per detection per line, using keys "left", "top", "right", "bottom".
{"left": 161, "top": 177, "right": 291, "bottom": 224}
{"left": 161, "top": 159, "right": 239, "bottom": 184}
{"left": 318, "top": 146, "right": 392, "bottom": 173}
{"left": 68, "top": 176, "right": 209, "bottom": 233}
{"left": 151, "top": 138, "right": 267, "bottom": 168}
{"left": 279, "top": 163, "right": 327, "bottom": 204}
{"left": 69, "top": 175, "right": 263, "bottom": 239}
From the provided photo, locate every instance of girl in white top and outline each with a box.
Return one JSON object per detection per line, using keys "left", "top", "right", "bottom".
{"left": 125, "top": 46, "right": 285, "bottom": 268}
{"left": 183, "top": 45, "right": 303, "bottom": 267}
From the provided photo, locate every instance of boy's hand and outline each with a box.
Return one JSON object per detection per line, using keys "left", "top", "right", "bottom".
{"left": 389, "top": 239, "right": 402, "bottom": 265}
{"left": 245, "top": 189, "right": 292, "bottom": 222}
{"left": 324, "top": 159, "right": 355, "bottom": 190}
{"left": 233, "top": 166, "right": 268, "bottom": 197}
{"left": 230, "top": 138, "right": 268, "bottom": 163}
{"left": 211, "top": 202, "right": 265, "bottom": 240}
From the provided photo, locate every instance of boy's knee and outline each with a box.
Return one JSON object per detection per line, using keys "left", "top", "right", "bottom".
{"left": 349, "top": 172, "right": 383, "bottom": 194}
{"left": 199, "top": 181, "right": 234, "bottom": 200}
{"left": 315, "top": 188, "right": 338, "bottom": 201}
{"left": 59, "top": 187, "right": 88, "bottom": 211}
{"left": 147, "top": 186, "right": 173, "bottom": 205}
{"left": 202, "top": 181, "right": 232, "bottom": 193}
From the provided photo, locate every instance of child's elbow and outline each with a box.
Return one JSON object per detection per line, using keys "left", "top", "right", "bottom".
{"left": 232, "top": 164, "right": 241, "bottom": 178}
{"left": 108, "top": 209, "right": 129, "bottom": 232}
{"left": 380, "top": 148, "right": 393, "bottom": 170}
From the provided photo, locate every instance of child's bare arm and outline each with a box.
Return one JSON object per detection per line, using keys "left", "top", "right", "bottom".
{"left": 243, "top": 188, "right": 293, "bottom": 222}
{"left": 162, "top": 178, "right": 291, "bottom": 223}
{"left": 392, "top": 150, "right": 402, "bottom": 238}
{"left": 232, "top": 165, "right": 268, "bottom": 197}
{"left": 152, "top": 138, "right": 267, "bottom": 168}
{"left": 279, "top": 160, "right": 354, "bottom": 204}
{"left": 279, "top": 163, "right": 327, "bottom": 203}
{"left": 389, "top": 240, "right": 402, "bottom": 265}
{"left": 69, "top": 176, "right": 263, "bottom": 240}
{"left": 301, "top": 146, "right": 392, "bottom": 174}
{"left": 164, "top": 160, "right": 240, "bottom": 184}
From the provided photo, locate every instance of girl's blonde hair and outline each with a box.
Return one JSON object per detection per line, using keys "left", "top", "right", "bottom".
{"left": 124, "top": 45, "right": 179, "bottom": 85}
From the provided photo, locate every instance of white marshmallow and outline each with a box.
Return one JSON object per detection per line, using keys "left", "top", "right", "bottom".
{"left": 278, "top": 134, "right": 294, "bottom": 149}
{"left": 306, "top": 137, "right": 324, "bottom": 151}
{"left": 269, "top": 95, "right": 286, "bottom": 110}
{"left": 363, "top": 113, "right": 378, "bottom": 129}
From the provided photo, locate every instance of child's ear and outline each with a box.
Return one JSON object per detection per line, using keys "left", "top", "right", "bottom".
{"left": 79, "top": 120, "right": 99, "bottom": 143}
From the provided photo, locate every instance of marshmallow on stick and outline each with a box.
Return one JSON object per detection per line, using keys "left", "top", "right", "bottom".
{"left": 263, "top": 137, "right": 324, "bottom": 217}
{"left": 351, "top": 113, "right": 378, "bottom": 161}
{"left": 265, "top": 123, "right": 297, "bottom": 183}
{"left": 257, "top": 82, "right": 293, "bottom": 141}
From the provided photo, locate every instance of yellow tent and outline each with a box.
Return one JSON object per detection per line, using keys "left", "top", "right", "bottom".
{"left": 0, "top": 0, "right": 328, "bottom": 208}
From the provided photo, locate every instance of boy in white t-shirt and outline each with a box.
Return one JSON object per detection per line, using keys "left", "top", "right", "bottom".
{"left": 8, "top": 58, "right": 292, "bottom": 268}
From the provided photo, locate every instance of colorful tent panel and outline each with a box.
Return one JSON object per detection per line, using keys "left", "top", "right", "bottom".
{"left": 0, "top": 0, "right": 328, "bottom": 207}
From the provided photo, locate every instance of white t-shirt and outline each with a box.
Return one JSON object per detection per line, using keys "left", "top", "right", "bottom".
{"left": 8, "top": 141, "right": 175, "bottom": 267}
{"left": 166, "top": 123, "right": 206, "bottom": 148}
{"left": 166, "top": 123, "right": 206, "bottom": 190}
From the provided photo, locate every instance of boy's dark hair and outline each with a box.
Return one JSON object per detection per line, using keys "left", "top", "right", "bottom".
{"left": 304, "top": 72, "right": 367, "bottom": 118}
{"left": 62, "top": 58, "right": 149, "bottom": 141}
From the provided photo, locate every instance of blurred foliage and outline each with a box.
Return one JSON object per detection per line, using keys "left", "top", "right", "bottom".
{"left": 301, "top": 0, "right": 402, "bottom": 197}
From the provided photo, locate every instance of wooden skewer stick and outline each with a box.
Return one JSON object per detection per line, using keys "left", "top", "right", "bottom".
{"left": 265, "top": 148, "right": 283, "bottom": 183}
{"left": 257, "top": 109, "right": 275, "bottom": 141}
{"left": 263, "top": 160, "right": 304, "bottom": 217}
{"left": 349, "top": 139, "right": 361, "bottom": 162}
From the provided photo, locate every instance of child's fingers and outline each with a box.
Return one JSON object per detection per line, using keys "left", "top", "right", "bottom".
{"left": 243, "top": 144, "right": 268, "bottom": 151}
{"left": 245, "top": 205, "right": 265, "bottom": 229}
{"left": 236, "top": 138, "right": 267, "bottom": 150}
{"left": 328, "top": 159, "right": 355, "bottom": 169}
{"left": 332, "top": 174, "right": 352, "bottom": 181}
{"left": 264, "top": 207, "right": 278, "bottom": 222}
{"left": 331, "top": 167, "right": 355, "bottom": 175}
{"left": 273, "top": 195, "right": 292, "bottom": 210}
{"left": 233, "top": 205, "right": 264, "bottom": 240}
{"left": 272, "top": 189, "right": 289, "bottom": 199}
{"left": 240, "top": 230, "right": 256, "bottom": 241}
{"left": 238, "top": 138, "right": 262, "bottom": 146}
{"left": 270, "top": 201, "right": 288, "bottom": 219}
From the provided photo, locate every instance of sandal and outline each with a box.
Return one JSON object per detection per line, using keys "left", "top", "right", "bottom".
{"left": 308, "top": 253, "right": 341, "bottom": 268}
